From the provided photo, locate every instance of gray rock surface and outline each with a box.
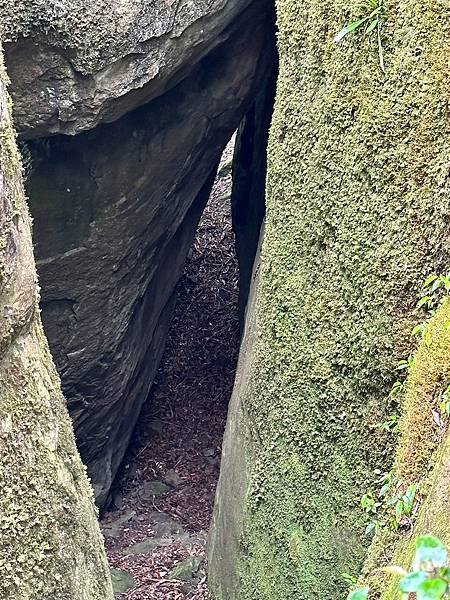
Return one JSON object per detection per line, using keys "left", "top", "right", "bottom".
{"left": 169, "top": 556, "right": 203, "bottom": 581}
{"left": 232, "top": 50, "right": 277, "bottom": 325}
{"left": 21, "top": 3, "right": 274, "bottom": 507}
{"left": 3, "top": 0, "right": 260, "bottom": 138}
{"left": 110, "top": 568, "right": 135, "bottom": 596}
{"left": 208, "top": 228, "right": 263, "bottom": 599}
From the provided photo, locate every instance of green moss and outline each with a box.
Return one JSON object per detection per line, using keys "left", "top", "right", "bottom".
{"left": 0, "top": 44, "right": 31, "bottom": 346}
{"left": 0, "top": 43, "right": 113, "bottom": 599}
{"left": 395, "top": 298, "right": 450, "bottom": 482}
{"left": 382, "top": 435, "right": 450, "bottom": 600}
{"left": 0, "top": 321, "right": 114, "bottom": 599}
{"left": 0, "top": 0, "right": 215, "bottom": 77}
{"left": 209, "top": 0, "right": 450, "bottom": 598}
{"left": 1, "top": 1, "right": 132, "bottom": 74}
{"left": 362, "top": 298, "right": 450, "bottom": 597}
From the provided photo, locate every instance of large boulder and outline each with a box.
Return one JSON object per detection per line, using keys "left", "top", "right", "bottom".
{"left": 209, "top": 0, "right": 450, "bottom": 598}
{"left": 3, "top": 0, "right": 262, "bottom": 138}
{"left": 17, "top": 1, "right": 274, "bottom": 508}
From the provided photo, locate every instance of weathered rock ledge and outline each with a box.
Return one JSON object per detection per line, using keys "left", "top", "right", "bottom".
{"left": 3, "top": 0, "right": 262, "bottom": 138}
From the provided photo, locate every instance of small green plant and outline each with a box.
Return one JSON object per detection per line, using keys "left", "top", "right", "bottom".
{"left": 412, "top": 273, "right": 450, "bottom": 349}
{"left": 348, "top": 535, "right": 450, "bottom": 599}
{"left": 393, "top": 483, "right": 417, "bottom": 528}
{"left": 412, "top": 322, "right": 427, "bottom": 338}
{"left": 361, "top": 492, "right": 380, "bottom": 515}
{"left": 375, "top": 413, "right": 399, "bottom": 434}
{"left": 396, "top": 355, "right": 415, "bottom": 372}
{"left": 334, "top": 0, "right": 385, "bottom": 72}
{"left": 361, "top": 470, "right": 419, "bottom": 535}
{"left": 417, "top": 274, "right": 450, "bottom": 312}
{"left": 342, "top": 573, "right": 358, "bottom": 586}
{"left": 389, "top": 380, "right": 404, "bottom": 399}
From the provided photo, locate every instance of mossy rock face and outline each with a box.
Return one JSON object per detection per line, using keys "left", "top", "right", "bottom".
{"left": 0, "top": 45, "right": 113, "bottom": 600}
{"left": 395, "top": 298, "right": 450, "bottom": 484}
{"left": 209, "top": 0, "right": 450, "bottom": 598}
{"left": 362, "top": 298, "right": 450, "bottom": 598}
{"left": 110, "top": 569, "right": 135, "bottom": 596}
{"left": 169, "top": 557, "right": 203, "bottom": 581}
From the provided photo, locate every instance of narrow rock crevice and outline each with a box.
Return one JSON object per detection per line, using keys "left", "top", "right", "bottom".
{"left": 232, "top": 45, "right": 278, "bottom": 326}
{"left": 101, "top": 139, "right": 240, "bottom": 599}
{"left": 21, "top": 6, "right": 276, "bottom": 507}
{"left": 7, "top": 9, "right": 278, "bottom": 585}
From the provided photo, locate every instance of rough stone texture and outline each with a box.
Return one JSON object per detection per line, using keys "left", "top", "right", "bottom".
{"left": 361, "top": 298, "right": 450, "bottom": 598}
{"left": 209, "top": 0, "right": 450, "bottom": 598}
{"left": 0, "top": 46, "right": 113, "bottom": 600}
{"left": 231, "top": 43, "right": 277, "bottom": 326}
{"left": 208, "top": 229, "right": 262, "bottom": 599}
{"left": 22, "top": 3, "right": 273, "bottom": 508}
{"left": 2, "top": 0, "right": 260, "bottom": 138}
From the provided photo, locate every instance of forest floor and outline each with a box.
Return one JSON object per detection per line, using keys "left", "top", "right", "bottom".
{"left": 101, "top": 140, "right": 240, "bottom": 599}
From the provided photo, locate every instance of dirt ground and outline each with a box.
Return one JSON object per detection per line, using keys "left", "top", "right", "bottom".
{"left": 102, "top": 140, "right": 239, "bottom": 599}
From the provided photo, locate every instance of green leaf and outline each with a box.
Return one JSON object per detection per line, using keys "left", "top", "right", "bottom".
{"left": 379, "top": 482, "right": 390, "bottom": 497}
{"left": 334, "top": 17, "right": 370, "bottom": 42}
{"left": 416, "top": 578, "right": 447, "bottom": 600}
{"left": 431, "top": 278, "right": 443, "bottom": 292}
{"left": 334, "top": 6, "right": 383, "bottom": 43}
{"left": 423, "top": 275, "right": 438, "bottom": 288}
{"left": 440, "top": 275, "right": 450, "bottom": 292}
{"left": 396, "top": 361, "right": 409, "bottom": 370}
{"left": 347, "top": 588, "right": 369, "bottom": 600}
{"left": 417, "top": 295, "right": 432, "bottom": 309}
{"left": 400, "top": 571, "right": 429, "bottom": 592}
{"left": 440, "top": 401, "right": 450, "bottom": 417}
{"left": 440, "top": 567, "right": 450, "bottom": 582}
{"left": 390, "top": 381, "right": 403, "bottom": 397}
{"left": 365, "top": 521, "right": 376, "bottom": 535}
{"left": 403, "top": 484, "right": 417, "bottom": 515}
{"left": 415, "top": 536, "right": 448, "bottom": 570}
{"left": 395, "top": 499, "right": 404, "bottom": 523}
{"left": 366, "top": 18, "right": 379, "bottom": 34}
{"left": 412, "top": 323, "right": 425, "bottom": 337}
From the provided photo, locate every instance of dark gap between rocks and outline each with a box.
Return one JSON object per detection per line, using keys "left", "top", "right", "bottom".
{"left": 101, "top": 138, "right": 239, "bottom": 600}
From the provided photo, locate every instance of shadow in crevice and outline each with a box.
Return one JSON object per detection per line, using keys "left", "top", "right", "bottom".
{"left": 232, "top": 44, "right": 279, "bottom": 328}
{"left": 101, "top": 15, "right": 279, "bottom": 597}
{"left": 102, "top": 137, "right": 240, "bottom": 598}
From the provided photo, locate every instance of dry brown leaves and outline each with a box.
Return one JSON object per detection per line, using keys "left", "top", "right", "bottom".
{"left": 103, "top": 139, "right": 239, "bottom": 599}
